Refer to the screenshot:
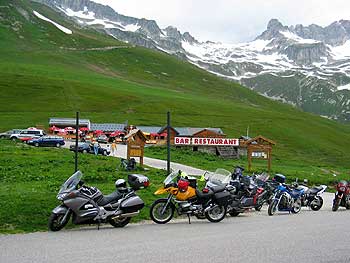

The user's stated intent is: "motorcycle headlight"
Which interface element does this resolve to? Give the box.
[57,193,68,201]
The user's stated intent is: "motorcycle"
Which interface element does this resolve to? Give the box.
[295,179,327,211]
[268,174,304,216]
[332,180,350,211]
[150,170,231,224]
[227,172,270,216]
[48,171,149,231]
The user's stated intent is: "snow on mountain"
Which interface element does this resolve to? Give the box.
[33,11,72,34]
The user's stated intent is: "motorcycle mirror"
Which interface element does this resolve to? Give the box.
[303,179,308,184]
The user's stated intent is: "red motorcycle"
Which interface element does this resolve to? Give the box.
[332,180,350,211]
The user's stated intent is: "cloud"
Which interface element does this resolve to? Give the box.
[91,0,350,43]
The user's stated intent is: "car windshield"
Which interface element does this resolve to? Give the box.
[58,171,83,194]
[163,171,180,185]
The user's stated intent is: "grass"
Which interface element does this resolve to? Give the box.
[0,139,167,234]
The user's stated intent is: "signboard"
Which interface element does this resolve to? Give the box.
[251,151,268,159]
[174,137,239,146]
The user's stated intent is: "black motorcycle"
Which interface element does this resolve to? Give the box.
[48,171,149,231]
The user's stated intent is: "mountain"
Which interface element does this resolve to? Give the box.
[33,0,350,122]
[2,0,350,171]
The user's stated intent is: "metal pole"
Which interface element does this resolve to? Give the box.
[167,111,171,174]
[75,111,79,172]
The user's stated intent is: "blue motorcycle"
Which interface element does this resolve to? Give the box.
[268,174,304,216]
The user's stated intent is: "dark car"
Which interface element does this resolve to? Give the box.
[0,129,23,139]
[28,136,65,147]
[69,143,110,156]
[96,135,108,144]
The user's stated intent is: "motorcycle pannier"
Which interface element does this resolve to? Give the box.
[214,191,231,206]
[274,174,286,184]
[128,174,150,190]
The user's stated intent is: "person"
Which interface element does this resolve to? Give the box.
[93,140,99,155]
[111,140,117,157]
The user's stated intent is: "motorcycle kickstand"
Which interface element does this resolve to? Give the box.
[97,220,101,230]
[187,214,191,224]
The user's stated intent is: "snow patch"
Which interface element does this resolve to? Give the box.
[33,11,72,34]
[280,31,320,44]
[331,41,350,60]
[337,83,350,91]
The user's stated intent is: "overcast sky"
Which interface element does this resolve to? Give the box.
[92,0,350,43]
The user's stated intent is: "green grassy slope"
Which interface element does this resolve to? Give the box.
[1,0,350,170]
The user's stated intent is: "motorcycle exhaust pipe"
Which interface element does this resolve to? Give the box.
[204,204,217,212]
[112,211,139,220]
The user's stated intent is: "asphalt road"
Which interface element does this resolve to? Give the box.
[1,193,350,263]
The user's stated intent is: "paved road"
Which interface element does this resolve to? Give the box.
[1,193,350,263]
[64,141,206,175]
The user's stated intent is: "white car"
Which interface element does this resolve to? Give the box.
[10,129,45,141]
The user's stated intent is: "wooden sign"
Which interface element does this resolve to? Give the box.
[125,129,147,166]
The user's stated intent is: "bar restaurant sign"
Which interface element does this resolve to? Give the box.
[175,137,239,146]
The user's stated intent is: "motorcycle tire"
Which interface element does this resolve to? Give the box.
[332,199,340,212]
[205,205,227,223]
[48,213,69,232]
[268,200,278,216]
[346,203,350,210]
[109,217,131,228]
[150,199,175,224]
[310,196,323,211]
[291,198,302,214]
[229,210,240,217]
[255,204,263,211]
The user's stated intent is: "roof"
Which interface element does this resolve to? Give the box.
[175,127,224,137]
[90,123,126,132]
[136,126,163,134]
[245,135,276,145]
[125,129,147,141]
[49,118,90,126]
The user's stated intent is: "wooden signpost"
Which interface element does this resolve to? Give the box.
[244,135,276,173]
[125,129,147,166]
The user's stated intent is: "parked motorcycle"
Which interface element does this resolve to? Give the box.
[268,174,304,216]
[48,171,149,231]
[294,179,327,211]
[332,180,350,211]
[150,170,231,224]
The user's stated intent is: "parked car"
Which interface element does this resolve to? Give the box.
[27,136,65,147]
[96,135,108,144]
[69,143,110,156]
[0,129,23,139]
[10,129,45,141]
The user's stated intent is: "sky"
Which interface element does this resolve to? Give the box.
[91,0,350,43]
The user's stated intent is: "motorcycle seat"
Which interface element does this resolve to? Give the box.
[97,191,122,206]
[195,189,214,199]
[309,186,324,194]
[209,185,226,193]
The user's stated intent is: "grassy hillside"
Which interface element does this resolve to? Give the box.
[1,0,350,171]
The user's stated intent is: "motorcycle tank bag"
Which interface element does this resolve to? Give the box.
[214,191,231,206]
[128,174,150,190]
[178,179,190,192]
[121,196,145,213]
[274,174,286,184]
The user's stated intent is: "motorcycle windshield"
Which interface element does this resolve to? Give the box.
[207,168,231,185]
[163,171,179,185]
[58,171,83,194]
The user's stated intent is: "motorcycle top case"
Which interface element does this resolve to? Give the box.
[214,191,231,206]
[128,174,149,190]
[274,174,286,184]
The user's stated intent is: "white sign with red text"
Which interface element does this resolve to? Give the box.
[174,137,239,146]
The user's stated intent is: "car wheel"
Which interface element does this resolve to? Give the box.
[103,150,108,156]
[82,149,87,154]
[11,137,17,141]
[56,143,61,148]
[35,143,39,147]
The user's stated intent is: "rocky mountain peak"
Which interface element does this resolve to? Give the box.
[257,18,287,40]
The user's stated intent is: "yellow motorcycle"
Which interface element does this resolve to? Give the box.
[150,171,230,224]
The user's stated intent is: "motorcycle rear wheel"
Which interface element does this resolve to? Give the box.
[109,217,131,228]
[291,198,302,214]
[48,213,69,232]
[150,199,174,224]
[268,200,278,216]
[205,205,227,223]
[332,199,340,212]
[310,196,323,211]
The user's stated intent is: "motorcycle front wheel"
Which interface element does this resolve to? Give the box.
[48,213,69,232]
[332,198,340,211]
[268,200,278,216]
[109,217,131,228]
[310,196,323,211]
[205,205,227,223]
[150,199,175,224]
